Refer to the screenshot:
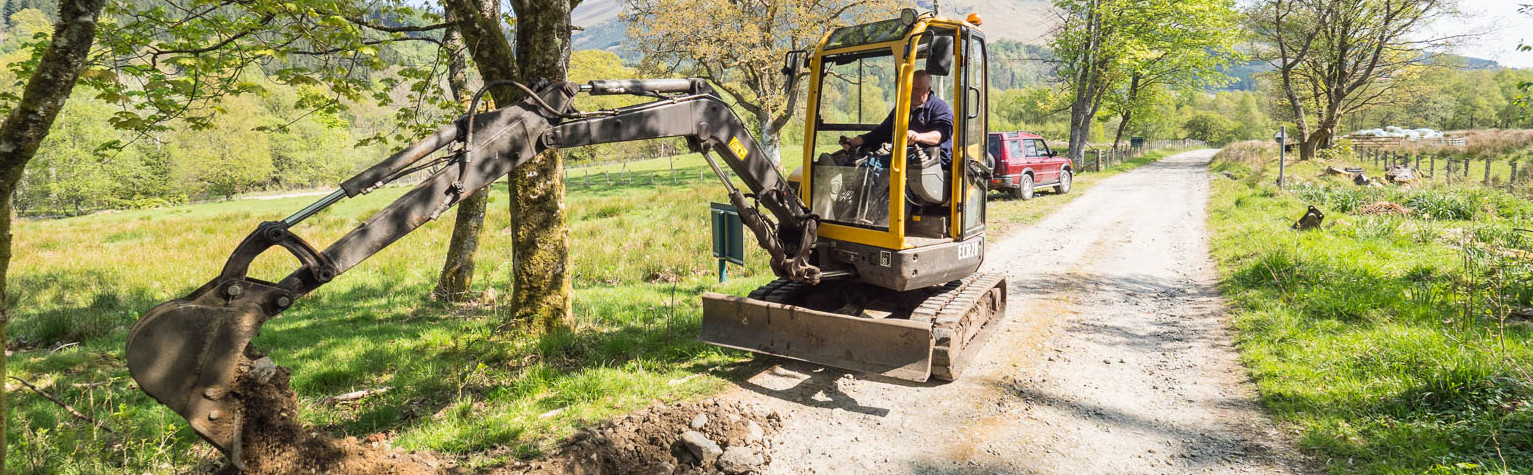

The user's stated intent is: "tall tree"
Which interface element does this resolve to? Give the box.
[1055,0,1239,159]
[624,0,897,164]
[442,0,575,333]
[0,0,108,467]
[433,10,492,303]
[1250,0,1459,160]
[507,0,575,333]
[1100,0,1241,148]
[1054,0,1115,163]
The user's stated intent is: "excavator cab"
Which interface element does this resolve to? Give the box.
[700,10,1005,382]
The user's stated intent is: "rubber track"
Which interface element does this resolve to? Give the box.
[924,272,1007,381]
[746,278,807,303]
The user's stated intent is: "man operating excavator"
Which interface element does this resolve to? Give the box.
[826,69,953,225]
[840,70,954,168]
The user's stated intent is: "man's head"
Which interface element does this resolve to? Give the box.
[911,70,933,109]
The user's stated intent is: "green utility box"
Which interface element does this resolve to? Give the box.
[711,203,744,281]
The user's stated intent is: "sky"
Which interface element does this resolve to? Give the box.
[1440,0,1533,68]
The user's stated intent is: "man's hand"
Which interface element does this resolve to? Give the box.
[840,135,864,150]
[907,130,940,146]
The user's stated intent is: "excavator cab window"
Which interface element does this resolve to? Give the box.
[810,48,899,230]
[959,30,988,238]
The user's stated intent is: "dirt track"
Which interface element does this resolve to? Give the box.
[728,150,1313,474]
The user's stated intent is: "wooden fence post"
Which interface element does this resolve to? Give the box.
[1415,154,1421,171]
[1095,150,1102,172]
[1510,160,1519,190]
[1464,158,1471,178]
[1429,155,1435,177]
[1484,158,1492,185]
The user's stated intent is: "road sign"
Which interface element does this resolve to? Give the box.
[711,203,744,282]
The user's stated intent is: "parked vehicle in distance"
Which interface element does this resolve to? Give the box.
[986,131,1073,200]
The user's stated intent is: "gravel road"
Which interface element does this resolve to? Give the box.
[727,149,1312,474]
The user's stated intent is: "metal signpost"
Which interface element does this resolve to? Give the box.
[710,202,744,282]
[1274,126,1287,189]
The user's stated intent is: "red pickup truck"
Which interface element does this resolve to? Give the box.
[986,132,1073,200]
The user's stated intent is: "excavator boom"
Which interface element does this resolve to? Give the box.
[125,79,822,464]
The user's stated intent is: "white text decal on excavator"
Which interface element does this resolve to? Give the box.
[957,239,981,260]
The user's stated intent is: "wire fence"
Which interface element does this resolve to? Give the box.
[1075,139,1208,172]
[1357,147,1529,190]
[564,164,726,188]
[564,138,1210,188]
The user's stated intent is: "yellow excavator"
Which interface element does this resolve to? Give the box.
[126,8,1005,465]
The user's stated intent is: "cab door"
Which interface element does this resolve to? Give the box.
[957,30,987,239]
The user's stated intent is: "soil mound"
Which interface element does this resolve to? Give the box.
[502,399,782,475]
[1356,201,1412,216]
[216,357,444,474]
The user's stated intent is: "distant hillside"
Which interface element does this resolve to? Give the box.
[571,0,1058,56]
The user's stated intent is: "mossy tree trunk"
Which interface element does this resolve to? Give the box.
[505,0,574,333]
[0,0,107,468]
[433,12,492,303]
[442,0,574,333]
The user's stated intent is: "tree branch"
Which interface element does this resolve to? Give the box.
[11,377,114,433]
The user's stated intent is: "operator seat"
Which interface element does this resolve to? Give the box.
[906,144,949,205]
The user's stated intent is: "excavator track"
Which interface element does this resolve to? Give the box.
[912,272,1007,381]
[747,278,807,302]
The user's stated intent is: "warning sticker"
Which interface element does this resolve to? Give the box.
[727,137,749,159]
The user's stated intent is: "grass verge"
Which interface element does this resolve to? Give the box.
[1209,143,1533,473]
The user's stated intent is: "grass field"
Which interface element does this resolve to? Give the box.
[5,147,1179,473]
[1209,143,1533,473]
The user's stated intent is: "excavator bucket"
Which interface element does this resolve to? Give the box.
[125,278,289,466]
[700,293,935,381]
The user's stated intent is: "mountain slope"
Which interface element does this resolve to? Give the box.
[571,0,1058,53]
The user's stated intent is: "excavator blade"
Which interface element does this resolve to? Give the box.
[125,279,286,467]
[700,293,934,381]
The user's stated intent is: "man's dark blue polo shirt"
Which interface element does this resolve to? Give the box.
[861,93,954,167]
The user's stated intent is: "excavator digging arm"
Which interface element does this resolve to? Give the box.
[125,78,819,466]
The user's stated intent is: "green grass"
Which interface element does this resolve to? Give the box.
[7,176,777,473]
[5,146,1182,473]
[1209,152,1533,473]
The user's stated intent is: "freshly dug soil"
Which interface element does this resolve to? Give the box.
[499,399,782,475]
[1356,200,1412,216]
[216,357,444,475]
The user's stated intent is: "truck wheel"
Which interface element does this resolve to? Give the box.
[1011,174,1034,200]
[1056,170,1073,194]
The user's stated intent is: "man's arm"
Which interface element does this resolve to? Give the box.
[852,108,897,148]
